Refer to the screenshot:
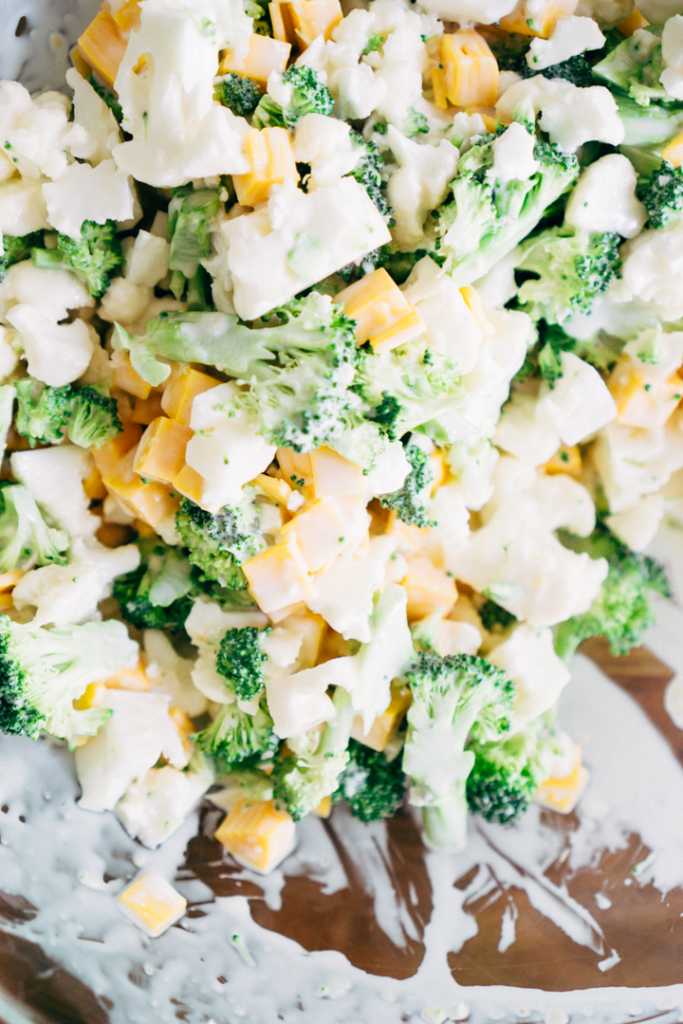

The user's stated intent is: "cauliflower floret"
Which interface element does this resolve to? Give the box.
[266,657,347,738]
[488,625,572,731]
[402,256,482,374]
[592,414,683,513]
[11,444,99,538]
[6,304,95,386]
[616,218,683,321]
[386,128,458,246]
[0,260,93,321]
[0,179,49,236]
[143,630,207,718]
[0,325,18,381]
[98,229,170,324]
[460,309,531,440]
[660,13,683,100]
[293,114,361,189]
[526,16,605,72]
[116,757,215,849]
[496,77,624,152]
[565,154,647,239]
[537,352,618,446]
[43,159,135,238]
[487,122,540,184]
[415,0,517,26]
[605,493,666,552]
[0,81,82,181]
[65,68,120,166]
[575,0,634,29]
[445,439,500,511]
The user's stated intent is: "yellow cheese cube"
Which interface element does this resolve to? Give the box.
[431,67,449,110]
[172,463,207,505]
[102,449,181,528]
[133,417,193,487]
[661,132,683,168]
[500,0,578,38]
[160,364,220,426]
[112,350,153,400]
[312,796,332,818]
[401,556,457,621]
[129,392,166,426]
[542,444,582,479]
[219,34,291,86]
[242,535,311,613]
[281,608,326,667]
[111,0,142,32]
[233,127,299,208]
[609,359,683,429]
[280,497,348,572]
[336,268,423,348]
[276,447,314,490]
[101,658,151,692]
[78,8,128,88]
[370,308,426,355]
[535,745,589,814]
[254,472,292,505]
[91,420,143,478]
[270,0,343,50]
[83,465,107,501]
[351,683,412,752]
[0,570,23,592]
[215,799,296,874]
[118,872,187,937]
[617,8,649,35]
[440,30,499,109]
[169,705,195,760]
[607,360,645,415]
[310,446,365,498]
[73,683,108,710]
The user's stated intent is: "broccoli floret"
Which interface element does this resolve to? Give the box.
[0,483,69,573]
[593,28,669,107]
[349,133,393,221]
[252,65,334,128]
[637,159,683,229]
[175,495,264,587]
[215,73,262,117]
[273,686,354,821]
[466,719,558,826]
[88,75,123,122]
[403,651,515,849]
[14,382,121,450]
[117,292,359,451]
[436,121,579,286]
[555,522,672,659]
[515,228,622,326]
[34,221,123,298]
[0,615,137,744]
[404,107,429,138]
[69,386,122,449]
[379,443,435,527]
[193,702,277,771]
[0,231,42,280]
[216,626,269,701]
[613,94,683,147]
[168,184,221,283]
[479,598,517,633]
[112,541,197,631]
[332,738,407,822]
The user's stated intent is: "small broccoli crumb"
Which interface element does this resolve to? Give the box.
[175,496,264,586]
[252,65,334,129]
[215,73,262,117]
[379,443,435,528]
[333,739,406,822]
[216,626,269,701]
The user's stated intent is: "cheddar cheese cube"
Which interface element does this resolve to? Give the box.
[440,30,499,109]
[100,658,151,692]
[280,497,348,572]
[219,33,291,86]
[312,795,332,818]
[118,872,187,937]
[111,0,142,32]
[351,683,412,752]
[662,132,683,168]
[534,745,589,814]
[310,446,365,498]
[129,392,165,426]
[542,444,582,479]
[170,705,195,760]
[112,350,153,400]
[172,463,207,506]
[233,127,299,208]
[91,420,143,478]
[276,447,314,492]
[77,8,128,88]
[83,465,107,500]
[336,268,424,351]
[608,359,683,430]
[215,798,296,874]
[401,556,457,621]
[102,449,181,528]
[270,0,343,50]
[617,8,649,35]
[500,0,579,38]
[160,364,220,426]
[431,67,448,111]
[242,535,311,613]
[254,472,292,505]
[133,417,193,486]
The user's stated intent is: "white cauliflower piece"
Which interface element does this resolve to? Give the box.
[43,159,135,238]
[185,599,268,703]
[0,179,49,236]
[564,154,647,238]
[65,68,120,165]
[617,217,683,321]
[328,63,387,121]
[0,325,18,381]
[0,260,93,321]
[98,230,170,324]
[605,493,666,552]
[536,352,617,446]
[487,122,540,184]
[144,630,208,717]
[293,113,361,189]
[496,76,624,151]
[445,439,500,511]
[488,625,572,731]
[6,304,94,386]
[638,0,683,22]
[402,257,482,375]
[660,14,683,100]
[386,128,458,246]
[11,444,99,538]
[526,16,605,72]
[415,0,517,25]
[460,309,532,440]
[266,657,349,738]
[0,81,79,180]
[575,0,634,29]
[116,757,215,849]
[495,390,561,467]
[592,415,683,512]
[11,565,107,627]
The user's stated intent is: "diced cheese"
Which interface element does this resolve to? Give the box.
[311,796,332,818]
[83,465,107,501]
[280,497,350,572]
[133,417,192,487]
[310,446,365,498]
[220,33,291,85]
[101,449,181,528]
[401,556,457,621]
[534,744,589,814]
[276,447,313,484]
[336,267,425,352]
[111,0,142,32]
[233,128,299,208]
[350,682,411,752]
[440,30,499,109]
[117,871,187,937]
[542,444,582,478]
[112,350,154,400]
[270,0,343,50]
[215,798,296,873]
[500,0,579,38]
[608,358,683,430]
[661,131,683,167]
[100,658,151,692]
[254,472,292,506]
[243,534,311,613]
[128,392,165,426]
[172,464,209,506]
[78,8,129,88]
[91,420,143,478]
[617,8,649,35]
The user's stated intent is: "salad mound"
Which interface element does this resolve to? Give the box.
[0,0,681,881]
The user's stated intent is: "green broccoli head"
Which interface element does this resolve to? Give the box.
[515,228,622,326]
[466,720,558,826]
[0,231,43,280]
[0,615,137,744]
[193,701,277,772]
[68,386,122,449]
[333,738,406,822]
[403,651,515,848]
[14,382,121,450]
[593,28,668,108]
[0,483,69,574]
[215,72,262,117]
[379,442,435,528]
[216,626,269,701]
[555,522,672,659]
[57,220,123,298]
[168,184,221,280]
[637,160,683,229]
[175,495,264,587]
[478,598,517,633]
[348,132,393,222]
[252,65,334,128]
[112,541,196,631]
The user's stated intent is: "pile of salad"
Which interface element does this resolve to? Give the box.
[0,0,681,878]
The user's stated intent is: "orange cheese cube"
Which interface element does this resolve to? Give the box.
[102,449,181,528]
[336,268,424,350]
[215,799,296,873]
[310,446,365,498]
[112,350,153,400]
[662,132,683,168]
[535,746,589,814]
[499,0,578,38]
[542,444,582,478]
[270,0,342,50]
[219,34,291,86]
[233,127,299,208]
[242,535,311,613]
[78,8,128,88]
[401,556,457,621]
[118,872,187,937]
[160,364,220,426]
[172,463,207,505]
[133,417,192,486]
[607,360,644,415]
[312,796,332,818]
[83,465,107,500]
[617,8,648,35]
[111,0,142,32]
[351,683,412,752]
[440,30,499,109]
[276,447,314,490]
[280,497,348,572]
[254,472,292,505]
[91,420,143,477]
[129,392,165,426]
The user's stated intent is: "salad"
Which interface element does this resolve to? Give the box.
[0,0,681,915]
